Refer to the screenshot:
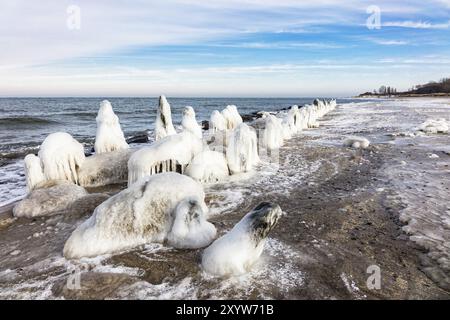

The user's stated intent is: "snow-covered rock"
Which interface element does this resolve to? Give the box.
[13,180,87,218]
[63,173,216,259]
[78,149,135,188]
[344,136,371,149]
[418,119,449,134]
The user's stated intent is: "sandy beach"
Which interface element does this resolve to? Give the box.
[0,98,449,299]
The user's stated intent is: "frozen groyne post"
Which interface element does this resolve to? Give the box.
[38,132,85,184]
[155,95,176,140]
[94,100,129,154]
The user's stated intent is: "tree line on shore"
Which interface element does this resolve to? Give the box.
[358,77,450,97]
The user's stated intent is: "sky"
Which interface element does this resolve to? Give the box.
[0,0,449,97]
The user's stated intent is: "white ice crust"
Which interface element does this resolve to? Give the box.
[94,100,129,154]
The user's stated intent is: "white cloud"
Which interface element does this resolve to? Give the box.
[368,39,409,45]
[383,20,450,29]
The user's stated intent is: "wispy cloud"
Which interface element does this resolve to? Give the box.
[366,39,409,45]
[383,20,450,29]
[211,42,344,49]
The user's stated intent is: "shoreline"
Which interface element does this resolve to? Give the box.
[356,93,450,99]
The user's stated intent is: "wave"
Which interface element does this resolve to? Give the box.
[0,116,59,127]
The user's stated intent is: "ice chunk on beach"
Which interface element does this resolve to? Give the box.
[63,173,216,259]
[185,150,229,183]
[343,136,370,149]
[418,118,449,134]
[226,123,259,174]
[38,132,85,184]
[155,95,177,140]
[128,132,203,185]
[94,100,129,154]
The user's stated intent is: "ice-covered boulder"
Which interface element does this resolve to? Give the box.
[94,100,128,154]
[13,180,88,218]
[182,106,202,139]
[128,132,203,185]
[38,132,85,184]
[221,105,243,130]
[344,136,370,149]
[418,119,449,134]
[202,202,282,276]
[155,95,176,140]
[226,123,259,174]
[78,149,135,188]
[185,150,229,183]
[23,154,45,191]
[209,110,227,133]
[63,173,216,259]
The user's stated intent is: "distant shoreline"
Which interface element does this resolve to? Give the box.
[356,93,450,98]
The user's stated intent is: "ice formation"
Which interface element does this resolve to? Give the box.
[78,149,135,188]
[181,106,202,139]
[418,119,449,134]
[344,137,371,149]
[209,110,227,133]
[166,197,217,249]
[260,114,284,150]
[94,100,129,154]
[63,173,216,259]
[221,105,243,130]
[282,106,299,139]
[23,154,45,191]
[38,132,85,184]
[185,150,230,183]
[128,132,203,185]
[13,180,87,218]
[155,95,176,140]
[226,123,259,174]
[202,202,283,276]
[292,99,336,130]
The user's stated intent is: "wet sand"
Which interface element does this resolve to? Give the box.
[1,102,449,299]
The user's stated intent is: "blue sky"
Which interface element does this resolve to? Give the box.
[0,0,449,97]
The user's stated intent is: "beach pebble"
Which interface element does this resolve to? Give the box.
[10,250,21,256]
